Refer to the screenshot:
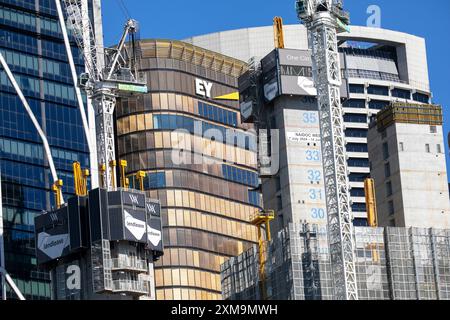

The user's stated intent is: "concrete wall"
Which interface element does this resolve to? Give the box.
[368,122,450,229]
[261,96,327,234]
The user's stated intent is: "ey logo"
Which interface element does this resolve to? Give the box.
[195,78,213,98]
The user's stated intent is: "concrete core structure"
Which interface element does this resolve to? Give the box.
[368,103,450,229]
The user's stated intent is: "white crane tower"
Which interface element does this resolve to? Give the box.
[295,0,358,300]
[56,0,147,191]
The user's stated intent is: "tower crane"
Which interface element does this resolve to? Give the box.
[295,0,358,300]
[56,0,147,192]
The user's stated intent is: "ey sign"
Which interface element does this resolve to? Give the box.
[195,78,213,98]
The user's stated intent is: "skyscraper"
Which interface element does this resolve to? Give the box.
[115,39,260,300]
[0,0,102,299]
[185,25,432,226]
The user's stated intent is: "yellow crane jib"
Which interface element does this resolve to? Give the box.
[273,16,285,49]
[52,179,64,209]
[119,160,129,189]
[73,162,90,196]
[136,171,147,192]
[82,168,90,193]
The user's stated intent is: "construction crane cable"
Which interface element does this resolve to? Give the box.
[116,0,130,19]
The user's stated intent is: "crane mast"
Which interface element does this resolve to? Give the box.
[59,0,147,191]
[295,0,358,300]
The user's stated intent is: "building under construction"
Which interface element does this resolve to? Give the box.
[368,103,450,229]
[221,223,450,300]
[34,188,163,300]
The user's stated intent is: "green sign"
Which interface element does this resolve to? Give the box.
[336,18,350,33]
[118,84,148,93]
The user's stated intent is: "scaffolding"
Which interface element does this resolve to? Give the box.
[376,103,443,132]
[354,227,390,300]
[432,229,450,299]
[221,245,260,301]
[221,223,450,300]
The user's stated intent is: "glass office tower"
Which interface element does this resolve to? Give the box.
[0,0,101,299]
[116,39,260,300]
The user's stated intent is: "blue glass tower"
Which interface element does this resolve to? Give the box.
[0,0,101,299]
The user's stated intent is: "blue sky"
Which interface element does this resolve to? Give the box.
[103,0,450,176]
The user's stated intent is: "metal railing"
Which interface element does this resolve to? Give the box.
[113,280,149,295]
[111,257,147,272]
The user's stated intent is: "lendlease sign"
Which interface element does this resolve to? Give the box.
[147,226,162,248]
[124,210,147,241]
[146,200,163,253]
[35,206,72,264]
[37,232,70,262]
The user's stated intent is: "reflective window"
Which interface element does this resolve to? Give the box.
[369,100,389,110]
[152,114,257,151]
[349,84,365,94]
[353,217,369,225]
[343,99,366,108]
[222,164,258,187]
[349,173,369,182]
[345,128,368,138]
[344,114,367,123]
[413,92,429,103]
[248,190,261,207]
[198,102,238,127]
[391,88,410,99]
[351,188,366,197]
[346,143,368,153]
[348,158,370,168]
[368,85,389,96]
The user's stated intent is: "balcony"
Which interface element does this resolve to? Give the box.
[111,257,148,272]
[113,280,149,296]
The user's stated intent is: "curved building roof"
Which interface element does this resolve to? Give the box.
[183,25,430,92]
[138,39,247,78]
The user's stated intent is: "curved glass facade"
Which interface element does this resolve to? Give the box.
[116,40,260,300]
[0,0,100,299]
